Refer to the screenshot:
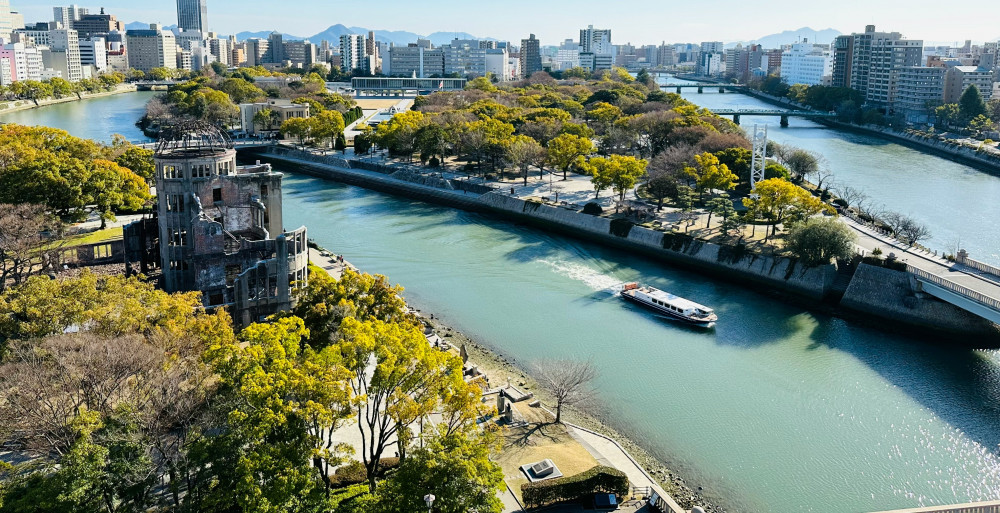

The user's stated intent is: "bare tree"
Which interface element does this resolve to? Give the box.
[898,217,932,246]
[835,185,867,209]
[0,203,62,291]
[533,359,598,424]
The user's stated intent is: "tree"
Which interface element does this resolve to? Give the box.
[0,203,61,291]
[547,133,594,180]
[218,77,264,104]
[684,152,737,202]
[782,148,821,181]
[253,108,278,132]
[375,110,425,160]
[337,317,466,491]
[959,85,988,125]
[195,316,353,511]
[589,155,647,207]
[310,110,346,152]
[280,117,313,148]
[969,114,997,136]
[415,122,448,164]
[935,103,960,128]
[86,159,150,228]
[113,145,155,182]
[376,428,504,513]
[507,135,546,185]
[335,132,348,154]
[533,359,598,424]
[742,178,833,239]
[283,267,416,347]
[897,216,932,246]
[705,194,735,230]
[784,217,856,266]
[148,67,171,81]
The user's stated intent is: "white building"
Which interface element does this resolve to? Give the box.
[0,0,16,41]
[485,48,511,81]
[780,42,833,86]
[46,28,82,81]
[239,98,309,134]
[340,34,368,73]
[580,25,611,56]
[52,4,87,29]
[126,24,176,72]
[555,48,580,70]
[78,36,107,73]
[700,41,724,54]
[699,52,723,76]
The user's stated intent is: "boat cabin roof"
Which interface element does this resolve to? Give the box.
[640,287,713,313]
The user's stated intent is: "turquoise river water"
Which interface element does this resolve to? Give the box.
[5,90,1000,513]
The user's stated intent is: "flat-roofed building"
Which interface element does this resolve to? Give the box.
[126,24,176,72]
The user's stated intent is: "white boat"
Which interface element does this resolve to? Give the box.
[620,282,718,328]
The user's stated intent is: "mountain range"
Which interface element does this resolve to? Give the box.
[125,21,177,31]
[232,24,488,46]
[727,27,843,48]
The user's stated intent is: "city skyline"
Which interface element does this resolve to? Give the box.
[10,0,1000,46]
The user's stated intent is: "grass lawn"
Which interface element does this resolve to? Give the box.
[494,403,600,504]
[52,227,123,249]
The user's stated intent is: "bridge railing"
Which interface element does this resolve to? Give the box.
[956,254,1000,280]
[907,265,1000,311]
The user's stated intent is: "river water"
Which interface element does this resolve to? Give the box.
[8,91,1000,513]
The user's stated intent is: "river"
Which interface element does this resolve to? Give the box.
[668,77,1000,264]
[8,90,1000,513]
[0,90,157,143]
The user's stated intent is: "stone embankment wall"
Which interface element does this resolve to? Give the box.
[840,263,1000,342]
[0,84,137,114]
[480,193,836,299]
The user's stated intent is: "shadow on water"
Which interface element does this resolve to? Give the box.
[807,319,1000,452]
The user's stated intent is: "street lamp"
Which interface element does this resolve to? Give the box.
[423,493,435,513]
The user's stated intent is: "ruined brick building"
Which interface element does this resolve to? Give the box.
[125,123,308,327]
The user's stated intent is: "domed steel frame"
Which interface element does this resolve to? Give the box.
[155,120,233,157]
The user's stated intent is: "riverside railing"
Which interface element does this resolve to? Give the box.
[956,253,1000,281]
[907,265,1000,312]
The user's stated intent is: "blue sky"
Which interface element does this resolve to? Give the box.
[12,0,1000,45]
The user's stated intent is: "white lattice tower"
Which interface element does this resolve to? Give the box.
[749,124,768,195]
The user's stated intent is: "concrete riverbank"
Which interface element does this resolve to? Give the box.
[0,84,138,114]
[243,146,1000,344]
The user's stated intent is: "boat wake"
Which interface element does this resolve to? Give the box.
[535,258,622,294]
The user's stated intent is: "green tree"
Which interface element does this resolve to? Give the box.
[280,117,313,147]
[219,77,264,104]
[337,316,467,491]
[335,132,348,153]
[959,85,988,124]
[112,145,155,183]
[684,152,737,202]
[507,134,546,185]
[148,67,171,81]
[253,108,279,132]
[784,217,856,266]
[547,133,594,180]
[86,159,150,228]
[376,428,504,513]
[742,178,833,239]
[375,110,425,160]
[310,110,346,152]
[935,103,960,128]
[47,77,73,99]
[705,194,735,230]
[781,148,820,181]
[587,155,648,206]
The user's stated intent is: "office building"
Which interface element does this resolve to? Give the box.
[579,25,611,55]
[78,36,106,73]
[895,66,945,123]
[0,0,17,41]
[519,33,541,78]
[105,29,127,71]
[46,28,82,81]
[443,39,486,77]
[176,0,207,33]
[386,45,443,77]
[780,41,832,86]
[52,4,87,29]
[944,66,994,103]
[244,37,267,67]
[72,9,124,39]
[126,24,176,72]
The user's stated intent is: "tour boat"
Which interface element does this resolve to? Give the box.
[620,282,718,328]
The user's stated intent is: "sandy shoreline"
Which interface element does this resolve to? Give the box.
[415,310,729,513]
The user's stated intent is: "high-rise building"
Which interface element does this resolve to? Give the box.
[340,34,367,73]
[73,9,124,40]
[443,39,486,77]
[579,25,611,55]
[780,41,833,86]
[78,36,107,73]
[0,0,16,41]
[46,28,82,81]
[895,66,945,123]
[386,45,444,77]
[126,24,177,72]
[244,38,267,67]
[700,41,724,54]
[831,35,854,88]
[265,31,283,63]
[657,43,675,67]
[52,4,88,29]
[846,25,922,108]
[176,0,207,33]
[519,33,541,78]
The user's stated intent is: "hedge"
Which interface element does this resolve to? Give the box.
[329,457,402,488]
[521,465,629,509]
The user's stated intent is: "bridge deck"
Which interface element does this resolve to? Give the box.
[709,109,837,117]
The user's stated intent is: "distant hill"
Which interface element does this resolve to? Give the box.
[728,27,843,49]
[125,21,177,31]
[235,30,305,41]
